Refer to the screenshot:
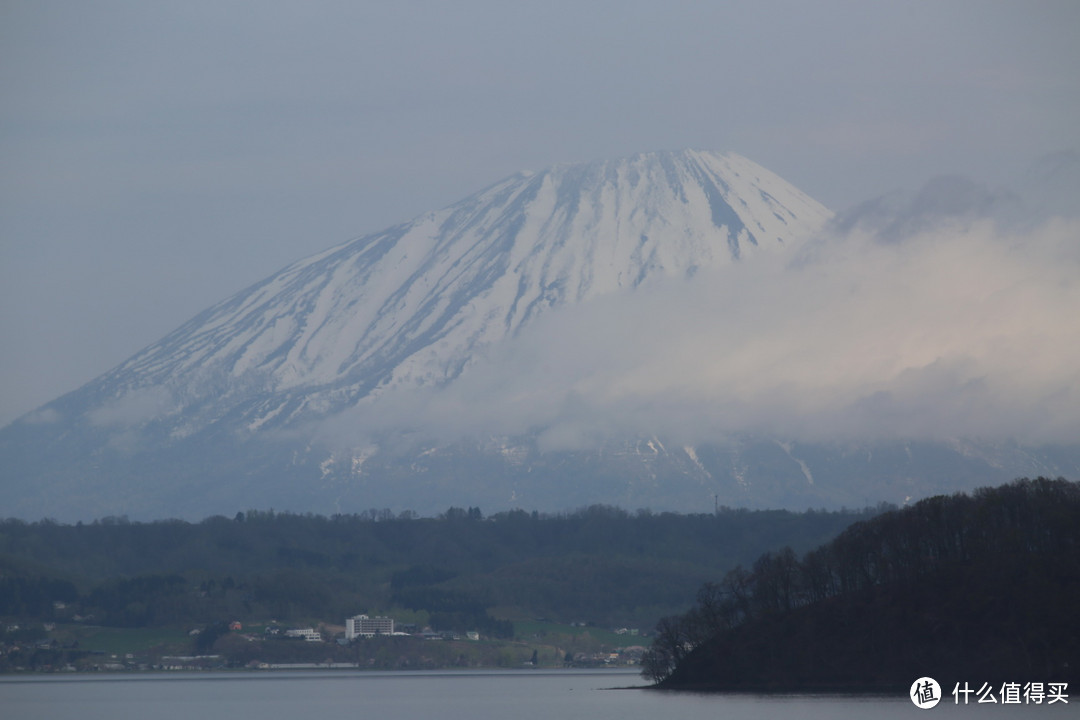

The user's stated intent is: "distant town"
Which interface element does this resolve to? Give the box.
[3,612,647,673]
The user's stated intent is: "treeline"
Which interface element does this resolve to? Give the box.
[644,477,1080,690]
[0,504,877,634]
[0,576,78,617]
[392,586,514,638]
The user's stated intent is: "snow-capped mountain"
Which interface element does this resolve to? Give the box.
[91,150,829,435]
[2,150,1075,521]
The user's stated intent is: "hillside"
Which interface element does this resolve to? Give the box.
[646,477,1080,692]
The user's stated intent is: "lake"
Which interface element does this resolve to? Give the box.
[0,669,1070,718]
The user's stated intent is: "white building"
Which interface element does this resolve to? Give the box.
[284,628,322,642]
[345,614,394,640]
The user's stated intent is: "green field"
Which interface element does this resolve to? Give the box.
[514,620,644,649]
[60,625,191,654]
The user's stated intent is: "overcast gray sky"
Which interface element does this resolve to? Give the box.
[2,0,1079,427]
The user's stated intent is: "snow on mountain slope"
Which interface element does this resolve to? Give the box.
[6,149,1079,523]
[89,150,832,433]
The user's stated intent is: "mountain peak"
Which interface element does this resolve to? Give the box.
[89,150,831,428]
[1,150,841,521]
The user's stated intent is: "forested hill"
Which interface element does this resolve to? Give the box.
[0,505,876,634]
[645,477,1080,692]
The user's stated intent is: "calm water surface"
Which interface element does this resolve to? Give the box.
[0,669,1069,719]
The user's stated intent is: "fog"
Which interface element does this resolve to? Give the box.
[326,194,1080,450]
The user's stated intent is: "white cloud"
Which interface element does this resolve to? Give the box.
[22,407,60,424]
[89,387,175,428]
[326,214,1080,449]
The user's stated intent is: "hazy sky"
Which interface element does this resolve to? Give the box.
[2,0,1079,427]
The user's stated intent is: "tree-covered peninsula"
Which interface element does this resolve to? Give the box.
[644,477,1080,692]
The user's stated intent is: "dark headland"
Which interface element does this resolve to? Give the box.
[646,477,1079,694]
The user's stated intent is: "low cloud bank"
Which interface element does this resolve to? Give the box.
[89,386,175,427]
[325,190,1080,451]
